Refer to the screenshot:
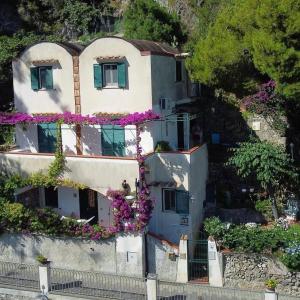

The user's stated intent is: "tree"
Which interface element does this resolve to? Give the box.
[227,140,299,219]
[123,0,187,46]
[187,0,300,99]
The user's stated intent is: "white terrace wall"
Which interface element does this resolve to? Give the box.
[0,233,145,277]
[0,153,139,193]
[13,42,75,114]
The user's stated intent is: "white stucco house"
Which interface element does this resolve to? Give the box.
[0,37,208,243]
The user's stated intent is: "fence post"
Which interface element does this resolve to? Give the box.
[265,291,278,300]
[147,273,157,300]
[38,263,51,295]
[208,238,223,287]
[176,235,189,283]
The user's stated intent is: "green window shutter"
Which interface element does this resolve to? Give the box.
[113,125,125,157]
[30,67,39,90]
[176,190,189,214]
[38,123,58,153]
[117,62,126,88]
[101,125,114,156]
[94,64,103,88]
[45,67,53,89]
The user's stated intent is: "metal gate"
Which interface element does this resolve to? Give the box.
[188,238,209,283]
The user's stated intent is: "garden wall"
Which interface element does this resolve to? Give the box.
[146,233,179,281]
[223,253,300,296]
[0,233,145,277]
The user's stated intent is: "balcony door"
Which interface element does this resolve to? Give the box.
[101,125,125,157]
[37,123,58,153]
[79,189,98,224]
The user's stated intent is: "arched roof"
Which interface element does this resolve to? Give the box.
[18,41,84,58]
[18,37,180,59]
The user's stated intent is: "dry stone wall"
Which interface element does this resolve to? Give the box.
[223,253,300,296]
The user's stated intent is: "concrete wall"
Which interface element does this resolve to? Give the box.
[13,42,75,114]
[0,233,145,277]
[146,234,178,282]
[79,37,152,114]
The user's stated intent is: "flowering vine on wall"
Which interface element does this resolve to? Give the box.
[0,109,160,239]
[0,110,160,126]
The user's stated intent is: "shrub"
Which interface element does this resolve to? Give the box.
[255,199,273,221]
[36,254,48,265]
[154,141,172,152]
[0,202,32,231]
[280,244,300,272]
[265,279,277,289]
[204,217,226,242]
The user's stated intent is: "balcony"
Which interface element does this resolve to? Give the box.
[0,151,139,193]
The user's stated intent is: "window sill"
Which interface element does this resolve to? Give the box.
[102,86,120,89]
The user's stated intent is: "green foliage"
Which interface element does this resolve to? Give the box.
[280,252,300,272]
[223,225,284,253]
[48,121,65,178]
[154,141,172,152]
[204,218,300,270]
[187,0,300,99]
[227,140,298,191]
[265,279,277,289]
[203,216,225,242]
[123,0,187,46]
[255,199,273,222]
[60,0,99,37]
[0,202,31,231]
[36,254,48,265]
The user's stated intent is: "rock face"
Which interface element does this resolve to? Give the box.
[224,253,300,296]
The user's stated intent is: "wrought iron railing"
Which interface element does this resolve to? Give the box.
[0,260,39,290]
[50,267,147,299]
[157,281,266,300]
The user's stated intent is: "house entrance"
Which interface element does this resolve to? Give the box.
[188,235,209,283]
[79,189,99,224]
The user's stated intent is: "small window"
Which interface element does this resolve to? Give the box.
[164,189,176,211]
[103,64,118,87]
[163,189,189,214]
[30,66,53,90]
[44,186,58,208]
[176,61,182,82]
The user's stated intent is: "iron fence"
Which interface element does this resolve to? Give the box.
[0,260,39,290]
[158,281,266,300]
[50,267,147,299]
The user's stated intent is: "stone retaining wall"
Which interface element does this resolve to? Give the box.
[223,253,300,296]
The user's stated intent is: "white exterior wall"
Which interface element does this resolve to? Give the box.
[15,124,38,152]
[61,124,77,155]
[151,55,187,110]
[190,145,208,240]
[147,152,191,243]
[147,146,208,243]
[79,37,153,114]
[13,42,75,114]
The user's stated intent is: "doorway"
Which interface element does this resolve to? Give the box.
[79,189,99,224]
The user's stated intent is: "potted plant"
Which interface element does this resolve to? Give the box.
[36,254,49,266]
[265,279,277,292]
